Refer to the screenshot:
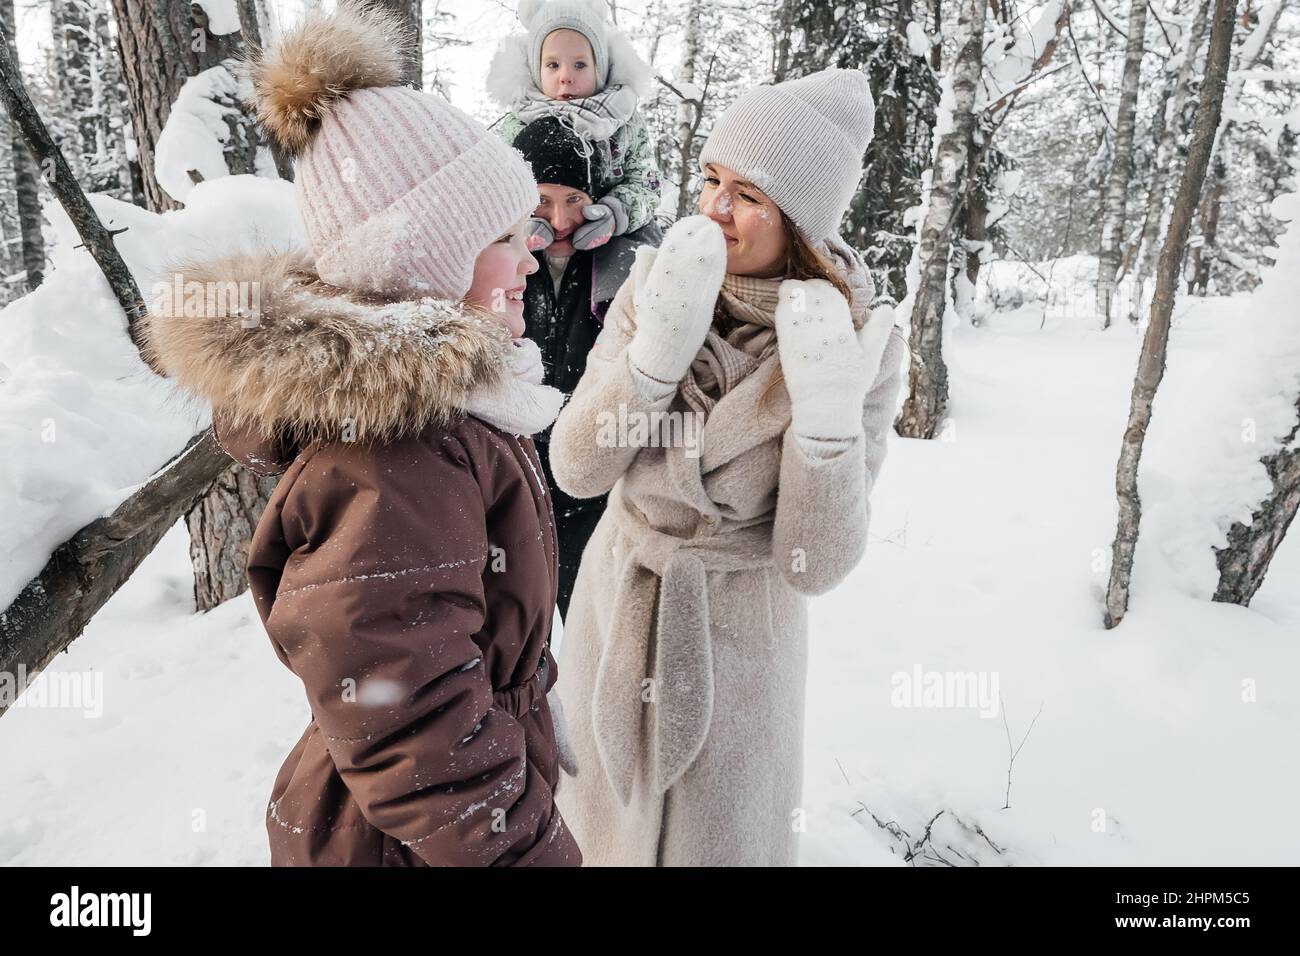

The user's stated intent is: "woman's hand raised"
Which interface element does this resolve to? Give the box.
[774,278,873,442]
[626,215,728,387]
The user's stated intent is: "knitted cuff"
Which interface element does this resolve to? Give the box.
[626,352,679,403]
[795,433,857,460]
[601,195,629,236]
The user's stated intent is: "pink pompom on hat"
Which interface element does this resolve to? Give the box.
[250,1,538,299]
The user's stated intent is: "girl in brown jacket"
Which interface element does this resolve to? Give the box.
[144,3,581,867]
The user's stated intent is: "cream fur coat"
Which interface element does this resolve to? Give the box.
[548,265,907,866]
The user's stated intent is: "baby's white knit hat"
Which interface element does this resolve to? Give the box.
[521,0,611,91]
[698,69,875,242]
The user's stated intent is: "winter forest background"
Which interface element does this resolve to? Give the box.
[1,0,1298,866]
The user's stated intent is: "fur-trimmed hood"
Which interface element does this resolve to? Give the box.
[142,248,521,455]
[486,22,654,110]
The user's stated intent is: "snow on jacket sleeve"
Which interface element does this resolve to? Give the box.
[605,116,660,234]
[771,327,907,596]
[266,430,578,867]
[549,274,675,499]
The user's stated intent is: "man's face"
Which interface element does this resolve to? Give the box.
[535,184,593,256]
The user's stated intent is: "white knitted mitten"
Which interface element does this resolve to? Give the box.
[626,215,727,387]
[774,278,873,442]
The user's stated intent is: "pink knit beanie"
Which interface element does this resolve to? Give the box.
[250,1,538,299]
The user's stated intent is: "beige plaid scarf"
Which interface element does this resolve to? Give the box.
[679,236,876,416]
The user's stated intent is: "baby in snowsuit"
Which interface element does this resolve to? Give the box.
[489,0,660,251]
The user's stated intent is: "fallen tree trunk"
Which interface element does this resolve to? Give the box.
[0,433,228,716]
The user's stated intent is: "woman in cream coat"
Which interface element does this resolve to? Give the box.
[548,68,908,866]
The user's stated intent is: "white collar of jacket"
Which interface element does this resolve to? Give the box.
[142,247,562,446]
[462,337,565,436]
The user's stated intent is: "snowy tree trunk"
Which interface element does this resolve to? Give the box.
[673,0,701,220]
[1187,1,1286,296]
[929,0,943,69]
[856,0,938,302]
[0,104,17,305]
[109,0,186,211]
[236,0,294,182]
[0,104,11,289]
[90,0,131,198]
[1130,0,1210,318]
[50,0,111,191]
[108,0,259,211]
[1103,0,1238,629]
[963,184,988,290]
[110,0,275,608]
[1188,169,1224,294]
[1213,397,1300,605]
[8,97,42,291]
[0,13,149,351]
[772,0,795,83]
[897,0,985,439]
[1094,0,1148,328]
[364,0,422,88]
[184,457,279,610]
[1,0,44,292]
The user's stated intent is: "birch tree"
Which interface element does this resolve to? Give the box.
[897,0,986,438]
[1188,0,1289,295]
[672,0,704,220]
[2,0,44,292]
[1103,0,1239,628]
[1094,0,1148,327]
[1126,0,1210,321]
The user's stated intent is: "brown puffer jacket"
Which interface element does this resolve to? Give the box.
[144,249,581,867]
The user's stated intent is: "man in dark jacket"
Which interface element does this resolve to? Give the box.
[512,117,663,620]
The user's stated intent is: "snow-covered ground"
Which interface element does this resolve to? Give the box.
[3,277,1296,866]
[0,521,302,866]
[803,296,1300,866]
